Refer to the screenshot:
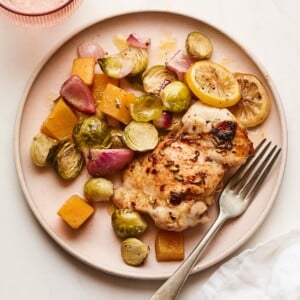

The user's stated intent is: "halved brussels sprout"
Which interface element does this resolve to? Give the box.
[121,47,148,76]
[98,47,148,79]
[110,129,126,149]
[185,31,213,60]
[111,208,148,238]
[30,133,58,167]
[124,74,143,89]
[73,116,111,151]
[124,121,158,152]
[130,94,163,122]
[161,81,191,112]
[142,65,177,94]
[47,141,83,180]
[98,54,134,79]
[84,177,114,203]
[121,238,150,266]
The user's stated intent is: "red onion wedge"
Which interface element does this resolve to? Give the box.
[60,75,96,114]
[166,50,195,81]
[126,33,151,49]
[85,148,134,177]
[153,111,173,129]
[77,41,106,59]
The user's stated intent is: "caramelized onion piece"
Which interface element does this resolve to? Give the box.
[60,75,96,114]
[77,41,105,59]
[85,148,134,177]
[153,111,173,129]
[166,50,195,81]
[126,33,151,49]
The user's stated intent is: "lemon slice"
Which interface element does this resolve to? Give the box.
[186,60,241,108]
[229,73,271,127]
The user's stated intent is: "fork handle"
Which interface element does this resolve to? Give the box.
[150,211,228,300]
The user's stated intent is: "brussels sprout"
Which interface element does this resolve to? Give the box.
[124,121,159,152]
[121,47,148,76]
[30,133,58,167]
[73,116,111,151]
[84,178,114,203]
[185,31,213,60]
[125,74,143,89]
[110,129,125,149]
[161,81,191,112]
[98,54,133,79]
[121,238,150,266]
[111,208,148,238]
[98,47,148,79]
[142,65,177,94]
[47,141,83,180]
[130,94,163,122]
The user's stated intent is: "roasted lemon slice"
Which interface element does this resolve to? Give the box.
[229,73,271,127]
[186,60,241,108]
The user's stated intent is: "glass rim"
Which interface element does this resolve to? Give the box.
[0,0,75,17]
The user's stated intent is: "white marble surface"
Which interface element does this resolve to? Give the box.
[0,0,299,299]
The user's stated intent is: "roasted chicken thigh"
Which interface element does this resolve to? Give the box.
[113,102,254,231]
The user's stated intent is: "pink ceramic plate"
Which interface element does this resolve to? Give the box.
[14,11,287,279]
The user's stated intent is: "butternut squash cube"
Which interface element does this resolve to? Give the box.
[92,73,119,103]
[57,195,94,229]
[40,98,78,141]
[155,230,185,261]
[99,83,135,124]
[71,57,96,85]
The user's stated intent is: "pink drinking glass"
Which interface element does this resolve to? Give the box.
[0,0,83,27]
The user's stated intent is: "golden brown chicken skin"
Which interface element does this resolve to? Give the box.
[113,102,254,231]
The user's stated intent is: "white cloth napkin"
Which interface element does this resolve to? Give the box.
[196,229,300,300]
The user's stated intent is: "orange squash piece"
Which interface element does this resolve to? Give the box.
[155,230,185,261]
[57,195,94,229]
[72,57,96,85]
[99,83,135,124]
[41,98,78,141]
[92,73,119,103]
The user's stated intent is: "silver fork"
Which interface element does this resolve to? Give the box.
[150,139,281,300]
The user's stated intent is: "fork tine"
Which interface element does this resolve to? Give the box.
[239,144,277,196]
[242,146,281,201]
[236,141,273,193]
[228,138,269,190]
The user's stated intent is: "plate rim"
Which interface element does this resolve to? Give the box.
[13,9,288,280]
